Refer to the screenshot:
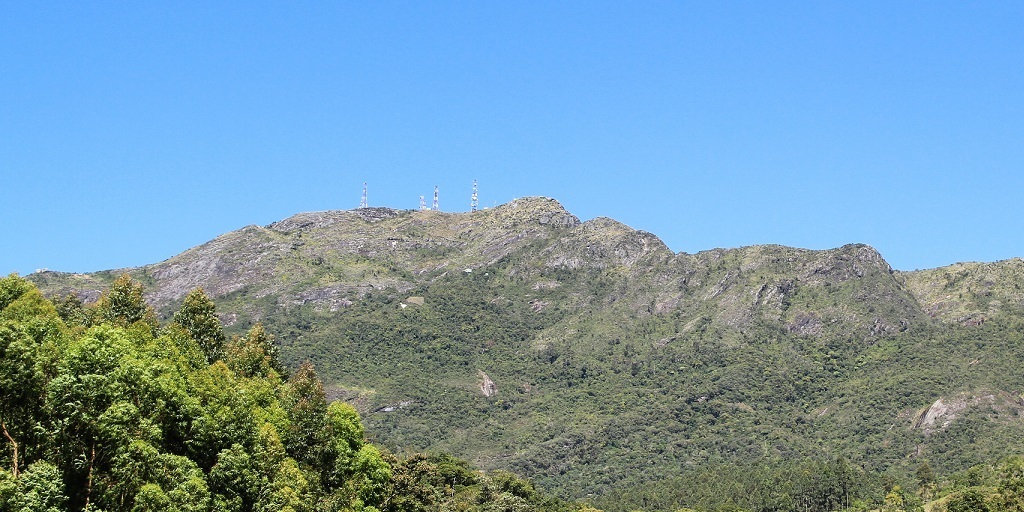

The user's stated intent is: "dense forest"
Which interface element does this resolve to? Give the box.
[0,273,587,512]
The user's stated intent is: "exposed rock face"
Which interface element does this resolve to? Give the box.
[543,217,671,270]
[146,225,287,305]
[787,311,823,336]
[478,370,497,397]
[635,243,923,336]
[914,392,1024,436]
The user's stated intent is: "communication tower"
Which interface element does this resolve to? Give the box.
[360,182,367,209]
[419,195,426,210]
[432,186,439,211]
[471,180,478,212]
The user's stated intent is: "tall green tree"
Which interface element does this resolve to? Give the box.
[0,274,34,312]
[208,443,262,512]
[0,276,63,479]
[187,362,258,471]
[44,326,151,510]
[225,323,284,379]
[105,440,210,512]
[173,288,226,364]
[0,461,67,512]
[95,274,158,330]
[281,362,329,470]
[52,293,89,329]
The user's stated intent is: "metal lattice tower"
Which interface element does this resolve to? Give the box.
[360,182,367,209]
[431,186,439,211]
[471,179,478,212]
[419,195,426,210]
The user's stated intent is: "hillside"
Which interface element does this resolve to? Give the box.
[28,197,1024,506]
[0,274,585,512]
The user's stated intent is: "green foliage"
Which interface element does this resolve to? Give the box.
[94,274,158,331]
[946,488,990,512]
[52,293,90,329]
[173,288,226,364]
[105,440,210,512]
[0,461,67,512]
[281,362,330,470]
[0,285,62,474]
[209,444,261,512]
[0,273,35,312]
[0,278,573,512]
[917,462,936,487]
[881,485,923,512]
[237,254,1024,504]
[353,444,392,506]
[225,323,284,379]
[594,458,875,512]
[995,456,1024,512]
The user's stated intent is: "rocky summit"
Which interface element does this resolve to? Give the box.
[29,197,1024,500]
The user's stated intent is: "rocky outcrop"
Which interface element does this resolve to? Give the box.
[914,392,1024,436]
[542,217,671,270]
[478,370,497,397]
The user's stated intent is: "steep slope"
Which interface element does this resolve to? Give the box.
[900,258,1024,325]
[33,198,582,312]
[654,243,923,337]
[28,197,1024,502]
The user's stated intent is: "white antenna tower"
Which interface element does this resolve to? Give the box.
[359,182,367,209]
[471,179,478,212]
[432,186,439,211]
[419,195,426,210]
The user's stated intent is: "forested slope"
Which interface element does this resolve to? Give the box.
[27,198,1024,509]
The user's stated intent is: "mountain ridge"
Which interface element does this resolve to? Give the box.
[29,196,1022,327]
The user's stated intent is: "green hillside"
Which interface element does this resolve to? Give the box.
[28,198,1024,510]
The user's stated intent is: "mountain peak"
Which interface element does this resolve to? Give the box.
[486,196,580,228]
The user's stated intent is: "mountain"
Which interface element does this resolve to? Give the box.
[28,197,1024,503]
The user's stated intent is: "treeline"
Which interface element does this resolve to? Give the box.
[0,274,587,512]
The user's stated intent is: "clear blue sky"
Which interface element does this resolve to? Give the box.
[3,2,1022,275]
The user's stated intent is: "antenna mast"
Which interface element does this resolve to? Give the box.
[359,182,367,209]
[432,186,439,211]
[419,195,426,210]
[471,179,478,212]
